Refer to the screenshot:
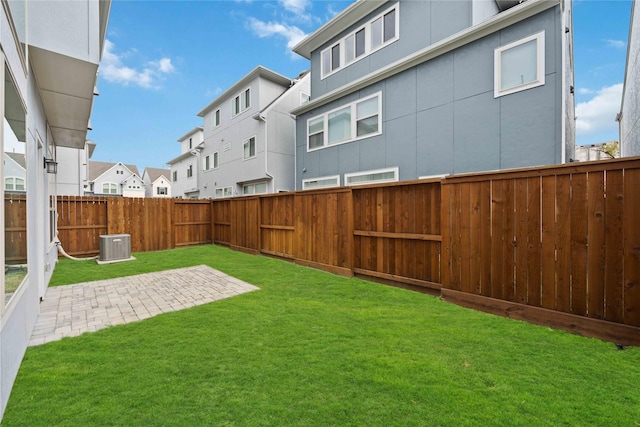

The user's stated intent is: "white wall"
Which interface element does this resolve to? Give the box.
[621,0,640,157]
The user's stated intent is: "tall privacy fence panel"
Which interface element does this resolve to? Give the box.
[440,157,640,344]
[4,157,639,344]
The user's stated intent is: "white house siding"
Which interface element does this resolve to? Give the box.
[151,177,171,198]
[169,155,199,198]
[1,1,108,418]
[56,145,93,195]
[621,0,640,157]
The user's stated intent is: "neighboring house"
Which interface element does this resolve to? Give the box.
[618,0,639,157]
[168,127,203,199]
[86,161,144,198]
[291,0,575,189]
[574,141,619,162]
[3,152,26,193]
[142,167,171,198]
[56,140,96,196]
[195,66,310,198]
[0,0,110,419]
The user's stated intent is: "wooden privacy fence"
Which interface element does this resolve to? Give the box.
[56,196,213,256]
[4,194,27,264]
[441,157,640,344]
[212,181,443,290]
[4,157,639,344]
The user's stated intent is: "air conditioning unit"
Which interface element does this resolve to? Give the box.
[98,234,133,263]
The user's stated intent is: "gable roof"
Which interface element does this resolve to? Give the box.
[5,152,26,169]
[89,161,141,182]
[143,167,170,183]
[197,66,291,117]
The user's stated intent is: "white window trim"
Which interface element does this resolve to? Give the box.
[102,182,118,194]
[306,92,382,152]
[494,31,545,98]
[320,3,399,80]
[345,167,399,186]
[232,86,251,117]
[215,186,233,198]
[243,136,257,160]
[242,181,268,195]
[302,175,340,190]
[213,108,221,129]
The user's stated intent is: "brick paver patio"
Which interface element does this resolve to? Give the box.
[28,265,259,346]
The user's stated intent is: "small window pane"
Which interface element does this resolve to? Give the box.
[215,188,223,197]
[501,39,538,91]
[322,50,331,75]
[255,183,267,194]
[214,152,219,168]
[357,116,379,137]
[345,34,355,63]
[309,132,324,149]
[355,29,366,57]
[243,89,250,110]
[328,107,351,144]
[243,185,254,195]
[5,178,14,190]
[383,10,396,42]
[371,17,383,49]
[331,44,340,70]
[224,187,233,196]
[357,97,378,119]
[309,117,324,134]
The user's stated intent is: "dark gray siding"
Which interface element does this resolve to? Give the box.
[296,7,563,188]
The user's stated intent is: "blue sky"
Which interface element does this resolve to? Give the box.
[87,0,633,171]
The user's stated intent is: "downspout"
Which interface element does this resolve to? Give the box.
[257,113,275,192]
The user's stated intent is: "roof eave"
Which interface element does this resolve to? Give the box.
[292,0,388,59]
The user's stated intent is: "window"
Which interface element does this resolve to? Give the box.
[302,175,340,190]
[215,186,233,198]
[300,92,311,105]
[4,177,25,192]
[232,87,251,116]
[213,109,221,128]
[102,183,118,194]
[321,4,398,78]
[243,137,256,159]
[157,187,168,195]
[187,165,193,178]
[494,31,545,98]
[189,138,193,149]
[345,167,398,186]
[172,170,177,182]
[203,153,219,170]
[307,92,381,151]
[243,182,268,195]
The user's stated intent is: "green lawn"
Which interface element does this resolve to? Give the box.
[3,245,639,426]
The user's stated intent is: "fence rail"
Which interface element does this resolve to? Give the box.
[4,157,640,344]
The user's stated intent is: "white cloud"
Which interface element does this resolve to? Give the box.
[100,40,175,89]
[577,87,593,95]
[603,39,625,49]
[279,0,311,16]
[576,83,623,136]
[247,18,307,58]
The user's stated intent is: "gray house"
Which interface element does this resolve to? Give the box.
[291,0,575,189]
[619,0,639,157]
[196,66,310,198]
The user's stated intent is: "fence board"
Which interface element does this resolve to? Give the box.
[515,178,528,305]
[604,170,624,323]
[540,176,556,310]
[526,177,541,307]
[586,171,605,319]
[555,174,571,313]
[570,173,588,316]
[623,168,640,326]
